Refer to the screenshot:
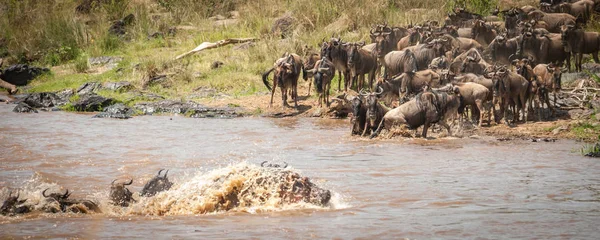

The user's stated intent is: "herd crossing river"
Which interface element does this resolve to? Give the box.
[1,104,599,238]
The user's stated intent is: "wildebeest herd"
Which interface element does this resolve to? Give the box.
[1,163,332,216]
[262,0,600,138]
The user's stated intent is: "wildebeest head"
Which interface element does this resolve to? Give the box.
[360,87,384,127]
[560,24,576,52]
[42,188,71,202]
[347,42,365,67]
[491,66,509,96]
[350,95,363,127]
[1,191,29,216]
[283,172,331,206]
[110,178,135,207]
[547,63,563,90]
[140,169,174,197]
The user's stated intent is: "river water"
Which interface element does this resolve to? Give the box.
[0,104,599,239]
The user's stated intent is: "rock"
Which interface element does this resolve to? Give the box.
[552,125,568,135]
[186,107,241,119]
[324,14,355,33]
[126,92,165,102]
[210,61,224,69]
[133,100,200,115]
[23,92,65,108]
[589,99,600,112]
[76,82,101,95]
[188,86,217,98]
[209,14,227,21]
[582,63,600,73]
[56,89,74,101]
[568,109,594,119]
[144,74,168,88]
[0,64,49,86]
[93,103,134,119]
[102,81,133,92]
[109,14,135,36]
[72,93,114,112]
[88,56,122,66]
[12,102,37,113]
[213,19,239,27]
[271,12,295,38]
[232,42,255,50]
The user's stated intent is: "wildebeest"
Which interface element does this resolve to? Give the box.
[410,39,451,71]
[302,51,321,96]
[525,10,576,33]
[491,67,530,124]
[560,24,600,71]
[140,169,174,197]
[307,57,335,107]
[350,95,367,135]
[396,29,423,50]
[347,42,377,91]
[471,20,497,46]
[370,89,461,138]
[517,31,571,70]
[461,55,491,75]
[262,53,306,108]
[383,49,418,78]
[110,178,135,207]
[322,37,350,91]
[555,0,594,24]
[42,188,101,213]
[451,82,492,127]
[533,63,563,117]
[397,69,442,102]
[1,191,31,216]
[360,88,390,137]
[488,34,519,65]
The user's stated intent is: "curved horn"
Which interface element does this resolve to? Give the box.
[359,88,369,96]
[508,54,517,62]
[125,178,133,185]
[318,67,330,72]
[375,86,384,95]
[282,162,288,168]
[370,28,375,35]
[111,179,118,185]
[163,170,169,178]
[158,169,165,177]
[42,188,50,198]
[261,161,268,167]
[63,189,71,199]
[8,191,12,198]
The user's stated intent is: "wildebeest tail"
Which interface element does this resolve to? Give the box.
[262,68,275,91]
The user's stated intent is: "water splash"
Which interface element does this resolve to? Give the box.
[1,162,347,219]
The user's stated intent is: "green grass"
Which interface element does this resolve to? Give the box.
[572,122,600,141]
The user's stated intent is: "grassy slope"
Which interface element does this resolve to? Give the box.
[2,0,598,141]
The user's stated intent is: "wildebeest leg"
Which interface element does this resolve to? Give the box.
[361,120,370,137]
[545,91,555,117]
[293,82,298,109]
[521,94,528,122]
[439,120,452,136]
[344,70,351,92]
[269,79,278,108]
[307,80,312,97]
[325,82,331,107]
[422,122,430,138]
[280,86,288,109]
[337,71,342,92]
[476,100,484,127]
[593,52,599,64]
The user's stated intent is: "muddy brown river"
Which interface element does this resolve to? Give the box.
[1,104,599,239]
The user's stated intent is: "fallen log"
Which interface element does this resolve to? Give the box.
[175,38,258,60]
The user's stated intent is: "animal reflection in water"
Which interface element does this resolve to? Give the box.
[1,164,332,217]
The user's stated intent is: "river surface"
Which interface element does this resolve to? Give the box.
[1,104,599,239]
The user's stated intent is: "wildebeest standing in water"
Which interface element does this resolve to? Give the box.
[141,169,174,197]
[110,178,135,207]
[262,53,306,109]
[1,191,31,216]
[360,87,390,137]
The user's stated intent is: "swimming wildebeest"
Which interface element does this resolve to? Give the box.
[110,178,135,207]
[262,53,306,109]
[140,169,174,197]
[42,188,101,213]
[1,191,31,216]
